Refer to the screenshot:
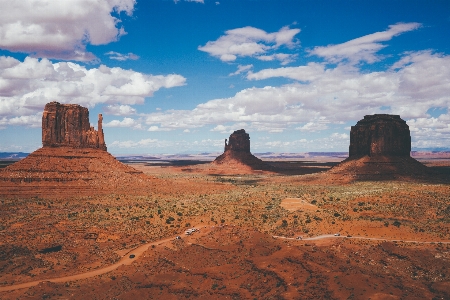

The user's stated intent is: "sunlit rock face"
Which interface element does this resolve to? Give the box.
[42,101,106,151]
[349,114,411,158]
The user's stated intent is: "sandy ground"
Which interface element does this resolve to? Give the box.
[0,157,449,299]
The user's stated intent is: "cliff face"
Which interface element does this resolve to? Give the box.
[349,114,411,157]
[327,114,429,182]
[42,102,106,151]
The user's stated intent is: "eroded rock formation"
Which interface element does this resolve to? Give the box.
[327,114,429,181]
[0,102,150,196]
[349,114,410,158]
[212,129,273,172]
[42,102,106,150]
[224,129,251,152]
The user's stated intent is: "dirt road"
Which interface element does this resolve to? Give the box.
[2,227,449,293]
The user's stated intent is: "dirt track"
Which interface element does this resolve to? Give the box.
[2,225,449,293]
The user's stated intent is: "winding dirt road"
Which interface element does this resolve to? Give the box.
[2,227,449,293]
[0,233,183,292]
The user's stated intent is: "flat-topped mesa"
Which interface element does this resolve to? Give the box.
[42,102,107,151]
[224,129,251,152]
[349,114,411,158]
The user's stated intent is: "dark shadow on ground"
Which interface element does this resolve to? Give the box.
[266,161,339,175]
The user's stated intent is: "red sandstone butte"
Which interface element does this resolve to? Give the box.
[349,114,411,158]
[42,101,106,151]
[0,102,148,197]
[328,114,429,180]
[212,129,273,171]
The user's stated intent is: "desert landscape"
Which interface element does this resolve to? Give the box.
[0,104,449,299]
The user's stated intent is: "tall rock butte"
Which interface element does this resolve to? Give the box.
[212,129,273,172]
[328,114,428,181]
[42,102,106,150]
[0,102,147,197]
[349,114,410,158]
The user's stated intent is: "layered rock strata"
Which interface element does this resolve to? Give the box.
[0,102,148,197]
[42,102,106,150]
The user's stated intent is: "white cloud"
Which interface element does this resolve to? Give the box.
[310,22,421,64]
[104,117,139,128]
[256,53,298,65]
[198,25,300,63]
[110,138,159,148]
[210,123,248,133]
[296,118,329,132]
[148,126,172,132]
[104,104,136,116]
[140,50,450,141]
[0,56,186,126]
[0,113,41,128]
[0,0,136,61]
[247,62,325,81]
[105,51,140,61]
[229,64,253,76]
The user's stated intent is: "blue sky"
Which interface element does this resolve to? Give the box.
[1,0,450,154]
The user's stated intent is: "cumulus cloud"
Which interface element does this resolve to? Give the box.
[0,56,186,126]
[296,118,329,132]
[104,104,136,116]
[256,53,298,65]
[0,0,136,61]
[198,25,300,63]
[105,51,140,61]
[140,50,450,141]
[310,22,421,64]
[104,117,139,128]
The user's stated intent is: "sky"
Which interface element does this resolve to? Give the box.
[0,0,450,155]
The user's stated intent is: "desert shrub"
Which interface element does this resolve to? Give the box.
[393,221,401,227]
[311,200,317,204]
[281,220,288,227]
[333,212,341,217]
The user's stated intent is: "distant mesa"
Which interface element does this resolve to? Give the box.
[328,114,429,181]
[212,129,273,172]
[42,101,107,151]
[0,102,146,197]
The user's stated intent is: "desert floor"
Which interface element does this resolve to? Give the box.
[0,157,449,299]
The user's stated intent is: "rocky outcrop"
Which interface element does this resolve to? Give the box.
[224,129,251,152]
[349,114,410,158]
[42,102,106,150]
[212,129,273,172]
[0,102,151,197]
[328,114,430,181]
